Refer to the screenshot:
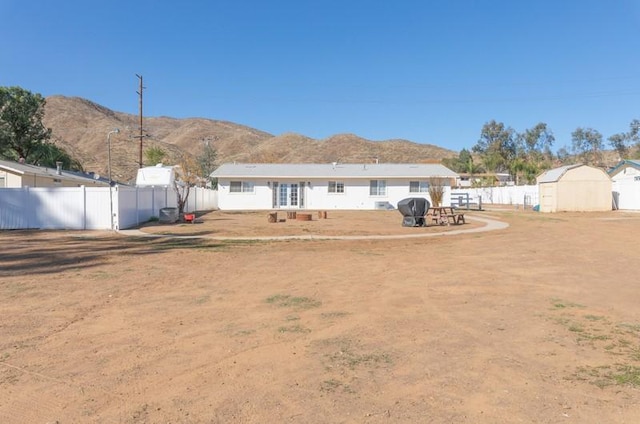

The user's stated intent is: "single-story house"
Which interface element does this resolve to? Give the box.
[210,162,459,211]
[0,159,109,188]
[536,164,612,213]
[609,159,640,210]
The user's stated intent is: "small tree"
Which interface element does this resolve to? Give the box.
[197,141,217,187]
[609,119,640,159]
[173,154,201,214]
[473,120,517,174]
[144,146,167,166]
[571,127,604,166]
[428,178,447,207]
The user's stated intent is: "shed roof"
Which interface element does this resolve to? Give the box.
[211,163,459,179]
[536,164,584,183]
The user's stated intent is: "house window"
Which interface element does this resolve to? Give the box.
[328,181,344,193]
[229,181,254,193]
[0,176,5,188]
[369,180,386,196]
[409,181,429,193]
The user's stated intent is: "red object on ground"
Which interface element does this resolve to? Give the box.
[184,213,195,223]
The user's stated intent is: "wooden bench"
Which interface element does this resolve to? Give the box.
[443,213,465,225]
[427,207,465,226]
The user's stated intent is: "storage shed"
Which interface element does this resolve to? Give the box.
[536,164,612,213]
[609,160,640,210]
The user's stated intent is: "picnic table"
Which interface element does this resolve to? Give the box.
[427,206,465,226]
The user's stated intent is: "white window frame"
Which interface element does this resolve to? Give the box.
[328,180,345,194]
[409,181,429,193]
[229,181,255,193]
[369,180,387,196]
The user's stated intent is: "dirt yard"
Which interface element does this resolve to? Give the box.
[1,208,640,423]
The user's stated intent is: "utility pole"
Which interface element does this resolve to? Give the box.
[136,74,145,168]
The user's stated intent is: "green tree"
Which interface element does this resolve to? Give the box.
[144,146,167,166]
[608,119,640,159]
[442,148,482,174]
[512,123,555,184]
[556,147,571,164]
[472,120,516,174]
[31,142,83,170]
[0,86,52,162]
[571,127,604,166]
[519,123,554,161]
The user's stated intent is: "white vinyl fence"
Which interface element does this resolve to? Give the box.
[0,185,218,230]
[451,185,539,209]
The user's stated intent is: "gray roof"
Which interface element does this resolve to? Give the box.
[608,159,640,177]
[211,163,459,179]
[536,164,583,184]
[0,159,109,185]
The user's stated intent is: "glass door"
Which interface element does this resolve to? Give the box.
[279,183,299,208]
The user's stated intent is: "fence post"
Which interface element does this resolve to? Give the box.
[26,187,34,228]
[478,195,482,211]
[82,185,87,230]
[136,187,140,226]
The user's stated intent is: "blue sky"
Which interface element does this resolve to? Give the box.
[2,1,640,153]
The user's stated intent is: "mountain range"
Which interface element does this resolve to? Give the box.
[42,95,457,183]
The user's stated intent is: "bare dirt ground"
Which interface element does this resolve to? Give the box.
[1,208,640,423]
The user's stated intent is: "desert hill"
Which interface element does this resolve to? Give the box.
[43,95,457,182]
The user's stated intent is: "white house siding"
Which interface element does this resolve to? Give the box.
[2,171,23,187]
[611,165,640,210]
[216,177,452,211]
[308,179,451,210]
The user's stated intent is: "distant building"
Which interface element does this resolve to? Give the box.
[0,159,109,188]
[456,172,513,188]
[609,159,640,210]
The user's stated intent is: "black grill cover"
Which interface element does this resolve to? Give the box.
[397,197,430,227]
[397,197,429,217]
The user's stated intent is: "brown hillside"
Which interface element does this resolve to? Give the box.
[43,96,457,182]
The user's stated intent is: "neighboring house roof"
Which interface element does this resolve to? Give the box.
[211,163,459,179]
[536,164,584,183]
[608,159,640,177]
[0,159,109,186]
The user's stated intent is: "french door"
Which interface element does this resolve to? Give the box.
[272,182,305,208]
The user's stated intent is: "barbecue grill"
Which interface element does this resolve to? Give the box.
[397,197,430,227]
